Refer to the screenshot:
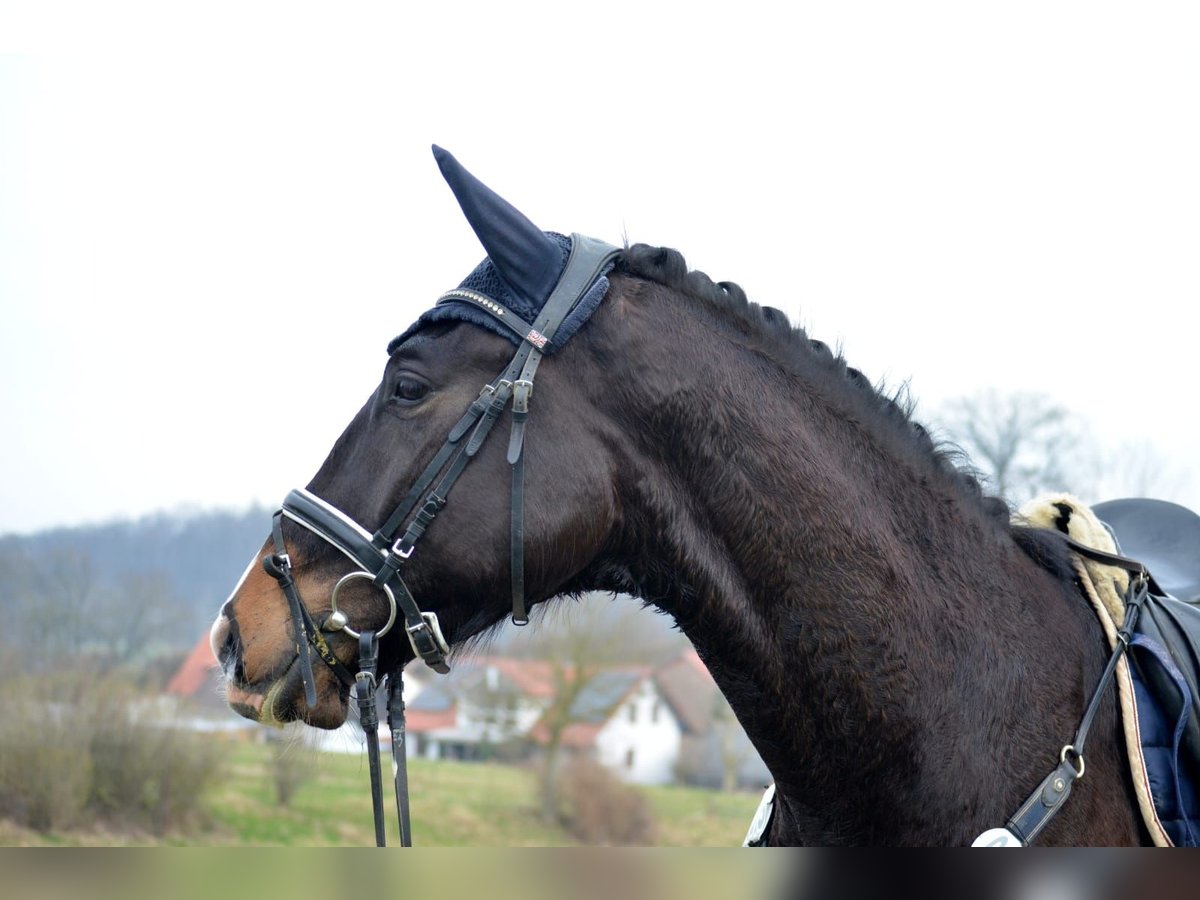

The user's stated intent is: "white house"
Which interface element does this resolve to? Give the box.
[529,667,686,786]
[163,637,764,789]
[406,657,558,761]
[588,672,684,785]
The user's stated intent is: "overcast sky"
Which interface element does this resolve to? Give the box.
[1,2,1197,535]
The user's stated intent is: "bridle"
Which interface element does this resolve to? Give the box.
[259,234,621,846]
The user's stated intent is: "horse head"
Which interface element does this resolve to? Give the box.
[212,147,630,728]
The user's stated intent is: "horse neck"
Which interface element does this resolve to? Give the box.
[586,280,1132,844]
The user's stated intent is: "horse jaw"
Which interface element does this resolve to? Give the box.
[223,653,352,730]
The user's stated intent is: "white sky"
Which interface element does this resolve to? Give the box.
[1,2,1197,534]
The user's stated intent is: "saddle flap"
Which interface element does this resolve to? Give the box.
[1136,594,1200,764]
[1130,592,1200,846]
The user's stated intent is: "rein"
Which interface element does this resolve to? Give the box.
[746,537,1160,848]
[972,536,1153,847]
[260,234,620,846]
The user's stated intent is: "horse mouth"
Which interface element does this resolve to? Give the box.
[225,656,350,729]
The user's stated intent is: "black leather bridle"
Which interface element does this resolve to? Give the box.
[260,234,620,846]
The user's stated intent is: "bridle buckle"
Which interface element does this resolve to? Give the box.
[406,611,450,659]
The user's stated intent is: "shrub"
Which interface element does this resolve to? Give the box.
[144,727,223,831]
[0,673,225,834]
[87,684,159,820]
[556,757,656,845]
[0,694,92,831]
[269,728,316,807]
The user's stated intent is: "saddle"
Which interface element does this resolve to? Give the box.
[1093,498,1200,603]
[1021,495,1200,846]
[1094,498,1200,846]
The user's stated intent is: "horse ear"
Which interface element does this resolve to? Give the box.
[432,145,562,307]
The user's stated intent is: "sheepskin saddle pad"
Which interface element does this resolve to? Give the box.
[1020,494,1200,846]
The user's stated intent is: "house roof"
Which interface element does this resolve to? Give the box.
[405,657,561,734]
[167,633,219,697]
[567,669,646,723]
[529,666,653,748]
[653,649,718,734]
[409,682,455,712]
[406,707,457,732]
[459,656,564,698]
[520,651,727,750]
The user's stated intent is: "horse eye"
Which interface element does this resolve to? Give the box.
[392,376,430,404]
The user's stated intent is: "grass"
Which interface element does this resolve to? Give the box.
[1,739,762,847]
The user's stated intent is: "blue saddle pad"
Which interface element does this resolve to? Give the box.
[1129,592,1200,846]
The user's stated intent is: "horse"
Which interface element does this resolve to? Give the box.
[211,147,1145,845]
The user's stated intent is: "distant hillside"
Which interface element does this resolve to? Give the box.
[0,506,273,654]
[0,507,688,667]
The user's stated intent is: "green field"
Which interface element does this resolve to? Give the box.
[0,740,762,847]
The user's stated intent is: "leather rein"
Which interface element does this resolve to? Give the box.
[260,235,620,846]
[972,536,1159,846]
[747,537,1164,847]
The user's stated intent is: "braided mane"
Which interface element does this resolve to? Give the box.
[613,243,1073,578]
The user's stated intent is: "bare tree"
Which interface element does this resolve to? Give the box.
[5,549,181,673]
[711,693,753,793]
[1091,440,1196,504]
[91,571,181,668]
[537,657,594,823]
[0,549,35,676]
[528,602,622,824]
[27,547,101,664]
[933,390,1098,504]
[502,591,687,664]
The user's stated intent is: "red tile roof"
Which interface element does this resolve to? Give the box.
[653,649,719,734]
[406,707,458,732]
[678,648,715,682]
[478,657,566,698]
[528,666,651,747]
[167,633,219,696]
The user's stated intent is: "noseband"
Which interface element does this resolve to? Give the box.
[259,234,620,846]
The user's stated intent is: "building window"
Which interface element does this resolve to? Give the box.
[627,703,637,724]
[625,748,635,769]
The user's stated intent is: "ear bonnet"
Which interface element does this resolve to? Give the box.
[389,146,616,354]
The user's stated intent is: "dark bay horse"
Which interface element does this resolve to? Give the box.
[212,149,1144,845]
